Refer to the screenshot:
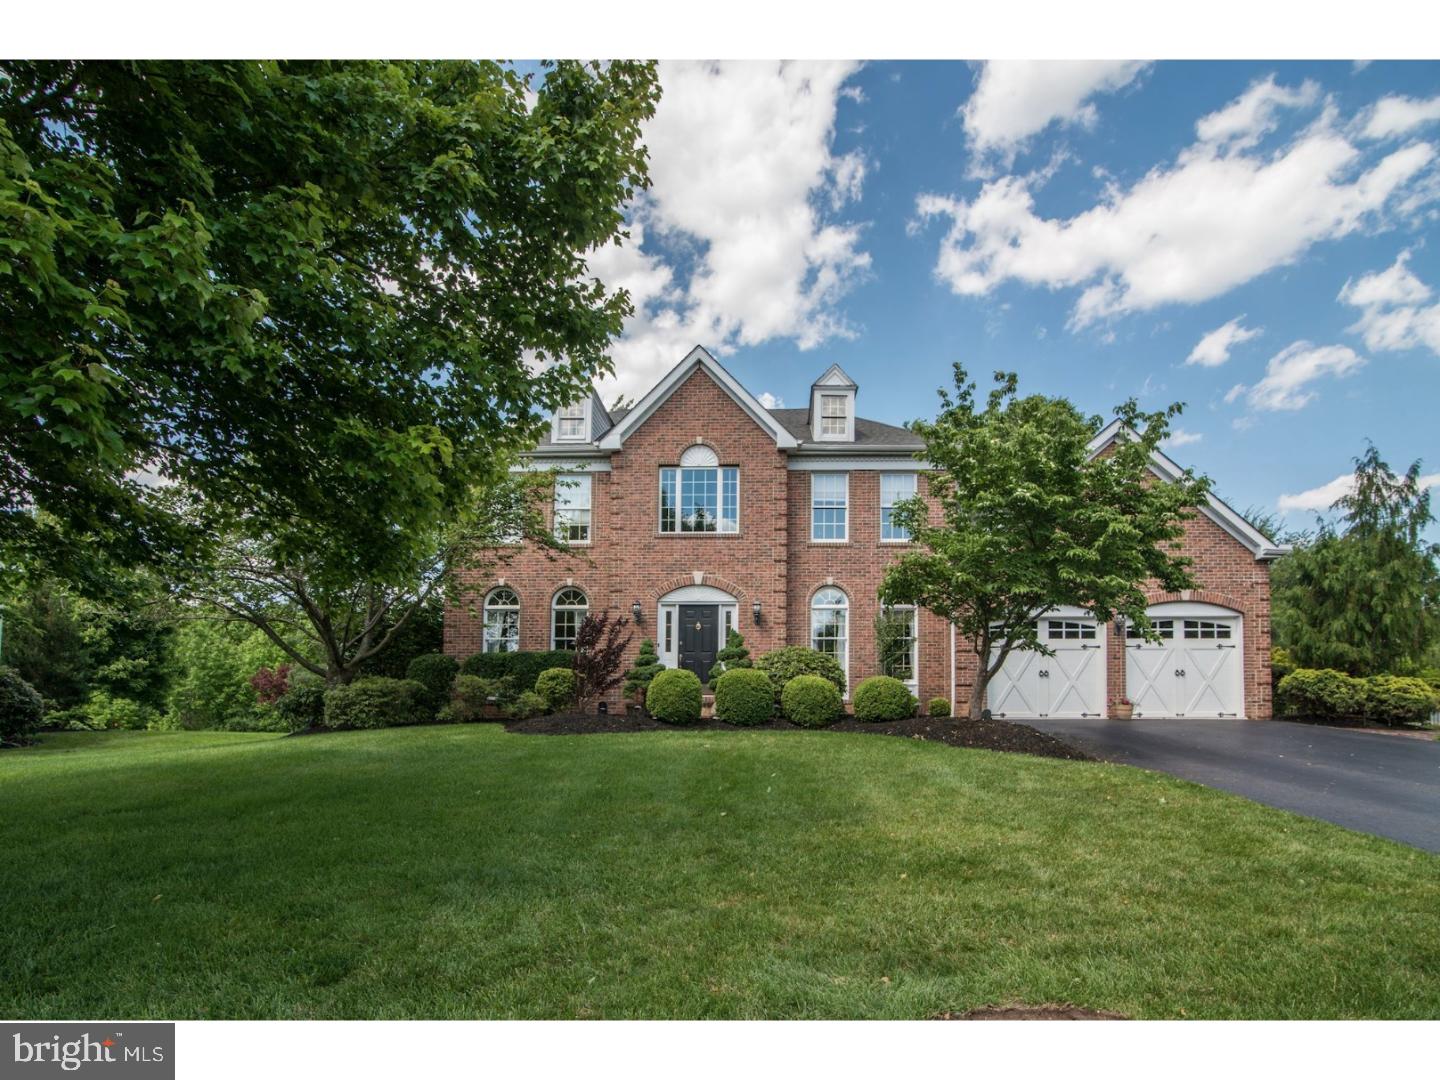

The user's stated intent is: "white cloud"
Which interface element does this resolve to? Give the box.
[588,61,871,398]
[1162,427,1203,448]
[1362,94,1440,140]
[1279,470,1440,512]
[960,61,1149,163]
[757,391,783,409]
[1230,341,1366,413]
[1185,316,1262,367]
[1338,250,1440,356]
[914,77,1437,329]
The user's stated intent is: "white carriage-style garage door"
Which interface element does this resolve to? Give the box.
[1125,603,1244,718]
[988,610,1107,719]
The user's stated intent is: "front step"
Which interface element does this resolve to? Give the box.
[701,692,716,719]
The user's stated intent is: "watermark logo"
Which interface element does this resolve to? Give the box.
[2,1024,173,1078]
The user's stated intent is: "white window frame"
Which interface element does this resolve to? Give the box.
[553,473,592,545]
[658,465,740,534]
[819,394,849,437]
[810,472,849,542]
[881,604,918,690]
[553,400,588,442]
[483,587,521,654]
[550,587,588,651]
[810,586,849,693]
[880,472,917,543]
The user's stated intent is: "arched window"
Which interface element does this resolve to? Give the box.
[551,587,589,651]
[483,588,520,654]
[810,586,849,686]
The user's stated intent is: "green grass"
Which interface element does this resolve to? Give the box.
[2,726,1438,1019]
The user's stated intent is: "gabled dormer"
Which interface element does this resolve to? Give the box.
[550,389,612,444]
[808,364,857,442]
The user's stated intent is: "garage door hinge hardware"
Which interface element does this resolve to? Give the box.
[1216,644,1235,649]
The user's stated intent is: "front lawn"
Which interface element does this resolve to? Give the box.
[2,727,1437,1019]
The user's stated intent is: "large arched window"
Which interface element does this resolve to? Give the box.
[810,586,849,686]
[551,587,589,651]
[483,588,520,653]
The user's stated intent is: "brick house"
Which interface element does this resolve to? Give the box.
[445,346,1286,719]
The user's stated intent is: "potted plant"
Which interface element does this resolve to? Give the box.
[1112,696,1133,720]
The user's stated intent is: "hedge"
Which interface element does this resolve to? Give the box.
[405,653,459,715]
[535,668,578,713]
[273,684,326,731]
[460,650,574,691]
[928,697,951,718]
[755,646,846,700]
[714,668,773,726]
[852,676,917,722]
[1,668,44,747]
[1363,675,1440,726]
[781,674,842,729]
[1277,666,1440,726]
[322,677,428,730]
[646,668,702,725]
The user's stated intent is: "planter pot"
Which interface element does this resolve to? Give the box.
[1113,704,1133,720]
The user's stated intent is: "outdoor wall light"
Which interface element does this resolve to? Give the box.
[631,601,643,623]
[752,600,762,625]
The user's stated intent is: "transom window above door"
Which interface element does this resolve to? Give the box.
[659,446,738,533]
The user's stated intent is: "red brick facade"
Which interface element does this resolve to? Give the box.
[445,359,1276,718]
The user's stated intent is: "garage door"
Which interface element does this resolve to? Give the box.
[1125,605,1243,718]
[989,615,1106,719]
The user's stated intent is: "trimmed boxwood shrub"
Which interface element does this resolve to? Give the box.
[322,677,427,730]
[782,674,842,729]
[506,690,548,720]
[405,653,459,716]
[1,668,44,747]
[646,668,702,725]
[1362,675,1440,726]
[450,674,514,722]
[273,684,326,732]
[535,668,578,713]
[755,646,846,701]
[853,676,917,722]
[1276,668,1364,720]
[714,668,773,726]
[460,650,574,691]
[928,696,951,718]
[624,638,665,701]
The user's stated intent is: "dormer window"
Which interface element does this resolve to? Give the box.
[819,395,848,437]
[555,401,587,442]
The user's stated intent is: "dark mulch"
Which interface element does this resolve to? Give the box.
[504,711,1093,762]
[936,1004,1128,1020]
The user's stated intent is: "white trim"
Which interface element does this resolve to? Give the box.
[657,583,739,672]
[659,584,736,604]
[511,458,612,473]
[880,471,917,543]
[599,346,800,450]
[551,398,590,443]
[550,587,588,651]
[810,471,849,542]
[810,586,850,697]
[881,604,919,693]
[658,464,740,534]
[1086,420,1289,562]
[1138,600,1242,619]
[787,456,929,471]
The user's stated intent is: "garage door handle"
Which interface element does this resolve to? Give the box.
[1216,644,1236,649]
[1174,669,1186,677]
[1080,644,1100,649]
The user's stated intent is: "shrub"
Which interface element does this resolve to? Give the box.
[80,691,159,731]
[460,650,574,691]
[506,690,548,720]
[853,676,917,722]
[1270,647,1297,681]
[623,638,665,700]
[405,653,460,716]
[709,629,753,682]
[535,668,578,713]
[0,668,44,747]
[646,668,702,725]
[322,677,427,730]
[273,684,326,732]
[782,674,842,729]
[450,674,515,722]
[756,646,846,701]
[1362,675,1440,727]
[572,612,632,704]
[928,696,951,718]
[1277,668,1364,719]
[714,668,773,726]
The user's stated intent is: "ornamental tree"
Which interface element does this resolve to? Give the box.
[880,366,1210,722]
[1,60,659,581]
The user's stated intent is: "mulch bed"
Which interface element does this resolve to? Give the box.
[504,711,1093,762]
[935,1004,1128,1020]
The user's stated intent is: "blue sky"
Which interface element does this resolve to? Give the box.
[576,60,1440,527]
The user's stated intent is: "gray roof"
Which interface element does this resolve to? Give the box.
[532,404,922,451]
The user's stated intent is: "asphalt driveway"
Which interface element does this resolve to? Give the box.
[1025,716,1440,852]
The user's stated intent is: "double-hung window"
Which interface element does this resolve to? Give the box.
[880,605,917,686]
[811,472,848,541]
[659,457,738,534]
[810,587,849,688]
[880,473,917,542]
[483,588,520,653]
[819,394,848,437]
[554,474,592,544]
[556,402,586,441]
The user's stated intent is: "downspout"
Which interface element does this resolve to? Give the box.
[949,620,956,717]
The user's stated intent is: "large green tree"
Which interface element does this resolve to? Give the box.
[1,60,658,581]
[1272,445,1439,676]
[880,366,1210,722]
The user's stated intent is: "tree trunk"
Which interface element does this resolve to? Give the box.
[968,669,989,723]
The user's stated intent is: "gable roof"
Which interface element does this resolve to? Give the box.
[1087,419,1288,562]
[597,346,801,450]
[768,409,924,449]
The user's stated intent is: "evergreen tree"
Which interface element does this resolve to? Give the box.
[708,629,753,682]
[624,639,665,700]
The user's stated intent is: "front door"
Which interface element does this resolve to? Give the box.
[678,604,720,684]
